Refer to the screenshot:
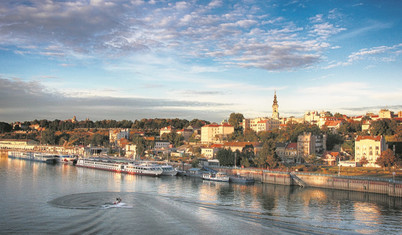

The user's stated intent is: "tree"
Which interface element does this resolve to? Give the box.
[41,130,56,145]
[359,157,369,167]
[305,153,322,165]
[370,119,398,136]
[228,113,244,130]
[376,149,397,170]
[326,133,343,151]
[243,129,258,142]
[254,140,278,169]
[132,136,146,159]
[216,149,234,166]
[0,122,12,133]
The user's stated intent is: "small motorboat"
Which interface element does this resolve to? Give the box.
[114,197,122,205]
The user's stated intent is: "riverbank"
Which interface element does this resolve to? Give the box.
[216,167,402,197]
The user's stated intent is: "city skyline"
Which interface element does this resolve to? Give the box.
[1,0,401,122]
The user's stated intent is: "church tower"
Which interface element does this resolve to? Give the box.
[272,91,279,120]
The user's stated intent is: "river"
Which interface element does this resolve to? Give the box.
[0,156,401,234]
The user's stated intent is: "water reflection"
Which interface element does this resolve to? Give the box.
[1,157,401,234]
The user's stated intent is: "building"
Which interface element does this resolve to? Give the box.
[160,126,175,137]
[125,144,137,159]
[176,127,194,142]
[201,122,234,144]
[276,142,299,164]
[242,92,281,133]
[201,144,222,159]
[354,135,387,167]
[322,120,343,133]
[109,128,130,144]
[321,151,340,166]
[379,109,394,119]
[361,120,371,133]
[0,139,38,150]
[304,111,320,125]
[297,132,327,158]
[272,91,279,120]
[222,142,262,155]
[154,141,171,150]
[242,117,281,133]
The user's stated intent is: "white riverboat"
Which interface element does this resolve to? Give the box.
[76,158,125,173]
[76,158,163,176]
[202,172,229,182]
[32,153,58,164]
[160,164,178,176]
[8,151,57,164]
[125,162,163,176]
[135,162,177,176]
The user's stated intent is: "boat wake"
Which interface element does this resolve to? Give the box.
[101,202,133,209]
[48,192,134,210]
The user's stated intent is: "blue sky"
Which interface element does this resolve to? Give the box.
[0,0,401,122]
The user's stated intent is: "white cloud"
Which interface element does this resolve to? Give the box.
[325,43,402,68]
[0,0,349,71]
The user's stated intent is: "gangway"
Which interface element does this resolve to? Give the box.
[290,172,307,188]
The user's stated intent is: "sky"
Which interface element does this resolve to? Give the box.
[0,0,401,123]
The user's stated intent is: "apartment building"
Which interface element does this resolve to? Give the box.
[354,135,386,167]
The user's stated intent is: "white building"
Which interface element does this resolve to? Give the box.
[201,123,234,144]
[109,128,130,144]
[355,135,387,167]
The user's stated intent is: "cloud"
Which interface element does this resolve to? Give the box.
[0,1,347,71]
[324,43,402,68]
[0,77,230,122]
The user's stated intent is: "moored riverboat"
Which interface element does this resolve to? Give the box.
[8,151,57,164]
[229,174,255,184]
[124,162,163,176]
[202,172,229,182]
[76,158,125,173]
[160,164,178,176]
[32,153,58,164]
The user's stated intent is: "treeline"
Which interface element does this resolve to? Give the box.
[7,118,210,132]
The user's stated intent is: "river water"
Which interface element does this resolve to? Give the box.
[1,156,401,234]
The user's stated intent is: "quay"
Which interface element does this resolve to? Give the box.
[215,167,402,197]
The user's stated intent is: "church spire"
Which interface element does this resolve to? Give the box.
[272,91,279,120]
[273,90,278,106]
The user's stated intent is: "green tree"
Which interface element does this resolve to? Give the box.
[326,133,343,151]
[216,149,234,166]
[254,140,278,169]
[376,149,397,170]
[243,129,259,142]
[41,130,56,145]
[228,113,244,130]
[0,122,12,133]
[132,136,146,158]
[370,119,398,136]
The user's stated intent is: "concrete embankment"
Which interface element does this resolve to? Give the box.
[216,167,402,197]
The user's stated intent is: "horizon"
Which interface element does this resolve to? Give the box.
[1,0,401,123]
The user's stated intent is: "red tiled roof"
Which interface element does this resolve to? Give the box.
[210,144,223,148]
[286,143,297,149]
[356,135,382,141]
[224,142,260,147]
[324,120,342,127]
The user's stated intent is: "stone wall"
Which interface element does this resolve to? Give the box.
[213,167,402,197]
